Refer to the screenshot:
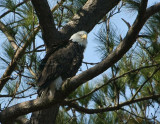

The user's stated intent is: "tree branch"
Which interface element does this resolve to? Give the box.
[131,67,160,101]
[67,64,160,102]
[63,94,160,114]
[0,0,30,19]
[60,0,120,39]
[15,116,29,124]
[0,94,60,123]
[51,0,66,12]
[0,21,18,50]
[31,0,60,50]
[31,0,120,50]
[120,108,152,120]
[0,85,32,98]
[145,2,160,20]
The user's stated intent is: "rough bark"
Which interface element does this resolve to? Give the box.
[30,105,59,124]
[1,0,160,124]
[63,94,160,114]
[59,0,121,39]
[15,116,29,124]
[31,0,60,51]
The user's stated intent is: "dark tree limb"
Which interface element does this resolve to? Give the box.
[62,94,160,114]
[31,0,60,50]
[145,2,160,19]
[1,1,160,123]
[67,64,160,102]
[60,0,121,39]
[0,94,62,123]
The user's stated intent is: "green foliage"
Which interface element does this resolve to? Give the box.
[53,0,87,28]
[56,108,74,124]
[0,0,17,10]
[4,81,17,95]
[77,82,92,107]
[96,22,119,60]
[17,2,38,30]
[122,0,141,12]
[0,0,160,123]
[68,82,92,107]
[2,41,15,60]
[92,90,107,108]
[0,0,41,109]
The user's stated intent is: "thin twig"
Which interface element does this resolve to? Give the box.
[82,61,99,65]
[63,94,160,114]
[0,0,30,19]
[121,108,152,120]
[131,67,160,101]
[67,64,160,102]
[0,21,18,50]
[51,0,66,13]
[0,85,33,98]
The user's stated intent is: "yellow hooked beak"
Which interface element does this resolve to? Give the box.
[81,34,87,39]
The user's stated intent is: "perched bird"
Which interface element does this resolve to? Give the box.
[37,31,88,97]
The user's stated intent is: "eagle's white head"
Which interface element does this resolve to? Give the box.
[69,31,88,47]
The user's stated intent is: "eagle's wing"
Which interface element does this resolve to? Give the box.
[38,56,61,87]
[37,42,84,96]
[37,31,87,96]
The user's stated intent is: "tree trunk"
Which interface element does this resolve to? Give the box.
[29,86,60,124]
[30,104,59,124]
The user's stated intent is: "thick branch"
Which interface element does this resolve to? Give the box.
[145,2,160,19]
[60,0,120,38]
[63,94,160,114]
[30,0,120,50]
[0,92,64,123]
[31,0,60,50]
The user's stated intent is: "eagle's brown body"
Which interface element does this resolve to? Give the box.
[37,41,85,96]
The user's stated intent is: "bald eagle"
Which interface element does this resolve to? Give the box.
[37,31,87,97]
